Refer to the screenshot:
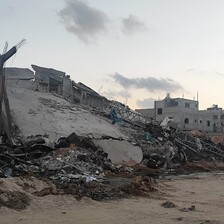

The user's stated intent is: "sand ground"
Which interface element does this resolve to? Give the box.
[1,172,224,224]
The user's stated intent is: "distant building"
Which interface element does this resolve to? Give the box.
[155,94,198,130]
[198,105,224,133]
[135,108,154,120]
[136,94,224,133]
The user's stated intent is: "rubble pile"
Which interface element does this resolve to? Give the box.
[0,117,224,204]
[2,44,224,212]
[0,133,109,176]
[0,132,156,202]
[1,101,224,202]
[126,120,224,170]
[1,62,224,205]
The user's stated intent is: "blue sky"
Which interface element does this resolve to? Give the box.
[1,0,224,109]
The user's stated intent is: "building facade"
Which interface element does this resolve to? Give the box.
[136,95,224,133]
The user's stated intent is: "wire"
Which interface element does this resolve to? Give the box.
[2,42,8,54]
[15,39,27,50]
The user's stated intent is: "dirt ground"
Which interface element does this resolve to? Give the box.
[1,172,224,224]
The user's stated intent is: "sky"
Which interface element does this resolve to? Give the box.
[1,0,224,110]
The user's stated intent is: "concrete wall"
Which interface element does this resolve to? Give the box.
[35,72,49,92]
[135,108,155,119]
[80,92,109,109]
[32,65,64,94]
[63,75,73,100]
[4,68,34,80]
[73,87,82,103]
[198,110,224,133]
[34,71,63,95]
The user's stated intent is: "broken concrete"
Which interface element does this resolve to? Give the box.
[6,80,128,142]
[93,139,143,164]
[4,68,34,80]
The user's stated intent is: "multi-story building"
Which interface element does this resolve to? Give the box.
[154,94,199,130]
[198,105,224,133]
[136,94,224,133]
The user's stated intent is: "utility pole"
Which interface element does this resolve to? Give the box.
[0,39,26,143]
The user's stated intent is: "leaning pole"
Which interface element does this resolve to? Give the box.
[0,39,26,144]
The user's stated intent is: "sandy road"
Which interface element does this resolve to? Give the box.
[1,172,224,224]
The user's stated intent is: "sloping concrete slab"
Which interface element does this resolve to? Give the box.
[93,139,143,164]
[6,80,128,142]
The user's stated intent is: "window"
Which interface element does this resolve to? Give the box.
[207,121,210,127]
[213,115,218,120]
[195,120,197,123]
[185,103,190,108]
[166,100,178,107]
[184,118,189,124]
[157,108,163,115]
[200,120,202,123]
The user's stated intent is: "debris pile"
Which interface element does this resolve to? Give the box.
[1,60,224,208]
[0,176,58,210]
[1,98,224,205]
[129,120,224,170]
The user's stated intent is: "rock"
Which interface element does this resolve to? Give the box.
[179,205,196,212]
[161,201,176,208]
[77,154,87,162]
[92,139,143,164]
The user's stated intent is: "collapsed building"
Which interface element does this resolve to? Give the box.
[31,64,109,108]
[3,64,146,166]
[0,40,26,145]
[1,44,224,204]
[3,63,224,166]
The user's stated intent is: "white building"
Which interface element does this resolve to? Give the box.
[136,95,224,133]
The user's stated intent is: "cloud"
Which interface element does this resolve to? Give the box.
[122,14,147,35]
[186,68,195,73]
[215,71,224,77]
[59,0,110,42]
[110,73,183,92]
[102,90,132,99]
[137,98,155,108]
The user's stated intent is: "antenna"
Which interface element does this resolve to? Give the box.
[2,42,8,54]
[123,98,128,105]
[15,39,27,50]
[97,85,103,94]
